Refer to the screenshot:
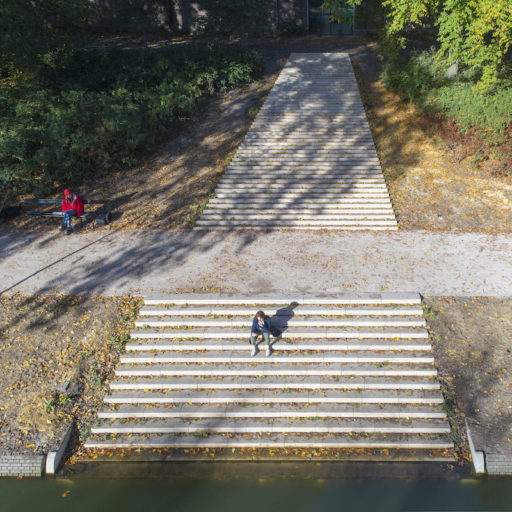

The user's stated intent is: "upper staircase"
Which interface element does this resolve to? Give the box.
[198,53,398,231]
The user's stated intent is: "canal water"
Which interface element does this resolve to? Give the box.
[2,462,512,511]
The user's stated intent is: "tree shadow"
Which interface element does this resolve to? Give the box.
[1,40,404,298]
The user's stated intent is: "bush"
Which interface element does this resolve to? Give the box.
[382,48,512,173]
[381,48,447,103]
[0,45,263,204]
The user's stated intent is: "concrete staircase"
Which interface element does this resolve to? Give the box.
[198,53,398,231]
[84,293,453,461]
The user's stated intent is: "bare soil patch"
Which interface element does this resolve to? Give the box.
[0,294,140,455]
[352,60,512,233]
[424,296,512,457]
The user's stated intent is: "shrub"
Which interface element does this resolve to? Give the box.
[382,48,512,174]
[0,45,263,206]
[381,48,447,103]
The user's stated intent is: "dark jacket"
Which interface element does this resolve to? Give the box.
[251,316,282,337]
[251,316,271,334]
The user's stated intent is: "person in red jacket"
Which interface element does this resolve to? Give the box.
[61,189,84,234]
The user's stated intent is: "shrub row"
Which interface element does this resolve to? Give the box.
[0,45,263,201]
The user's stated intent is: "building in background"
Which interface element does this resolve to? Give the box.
[91,0,383,36]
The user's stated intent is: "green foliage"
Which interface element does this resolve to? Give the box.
[382,49,512,133]
[326,0,512,89]
[43,397,56,414]
[0,45,263,203]
[383,49,512,174]
[196,0,272,37]
[0,0,95,75]
[424,82,512,134]
[381,48,446,102]
[321,0,359,25]
[108,333,131,350]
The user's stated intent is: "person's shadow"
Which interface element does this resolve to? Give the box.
[269,301,299,348]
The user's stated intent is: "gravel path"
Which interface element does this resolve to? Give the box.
[2,229,511,297]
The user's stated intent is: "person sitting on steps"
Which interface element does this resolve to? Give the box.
[61,188,84,235]
[250,310,282,357]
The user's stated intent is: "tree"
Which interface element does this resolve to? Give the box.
[322,0,512,88]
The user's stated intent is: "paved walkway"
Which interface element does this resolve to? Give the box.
[1,229,511,297]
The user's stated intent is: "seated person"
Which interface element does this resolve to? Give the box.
[249,310,281,357]
[61,188,84,234]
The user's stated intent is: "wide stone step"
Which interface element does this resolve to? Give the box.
[215,189,388,196]
[131,326,427,339]
[194,226,399,231]
[243,133,375,138]
[237,141,376,147]
[200,214,396,221]
[227,165,382,171]
[224,171,383,178]
[217,184,387,191]
[248,128,374,133]
[115,362,436,377]
[234,146,377,151]
[138,305,423,316]
[231,157,380,163]
[196,220,397,227]
[99,403,445,419]
[252,117,371,122]
[83,432,453,450]
[125,340,431,352]
[233,149,378,153]
[207,199,392,206]
[222,173,384,179]
[134,316,425,328]
[119,351,434,365]
[143,293,422,306]
[104,389,444,405]
[214,191,388,198]
[92,418,450,435]
[219,179,386,186]
[108,375,440,391]
[241,140,376,146]
[204,208,394,215]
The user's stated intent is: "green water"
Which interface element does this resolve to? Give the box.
[2,463,512,512]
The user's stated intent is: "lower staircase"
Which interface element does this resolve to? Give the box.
[84,293,454,461]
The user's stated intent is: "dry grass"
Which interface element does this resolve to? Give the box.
[352,59,512,233]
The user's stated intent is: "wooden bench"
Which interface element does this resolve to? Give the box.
[25,199,111,225]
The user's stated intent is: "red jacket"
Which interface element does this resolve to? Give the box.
[62,193,84,217]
